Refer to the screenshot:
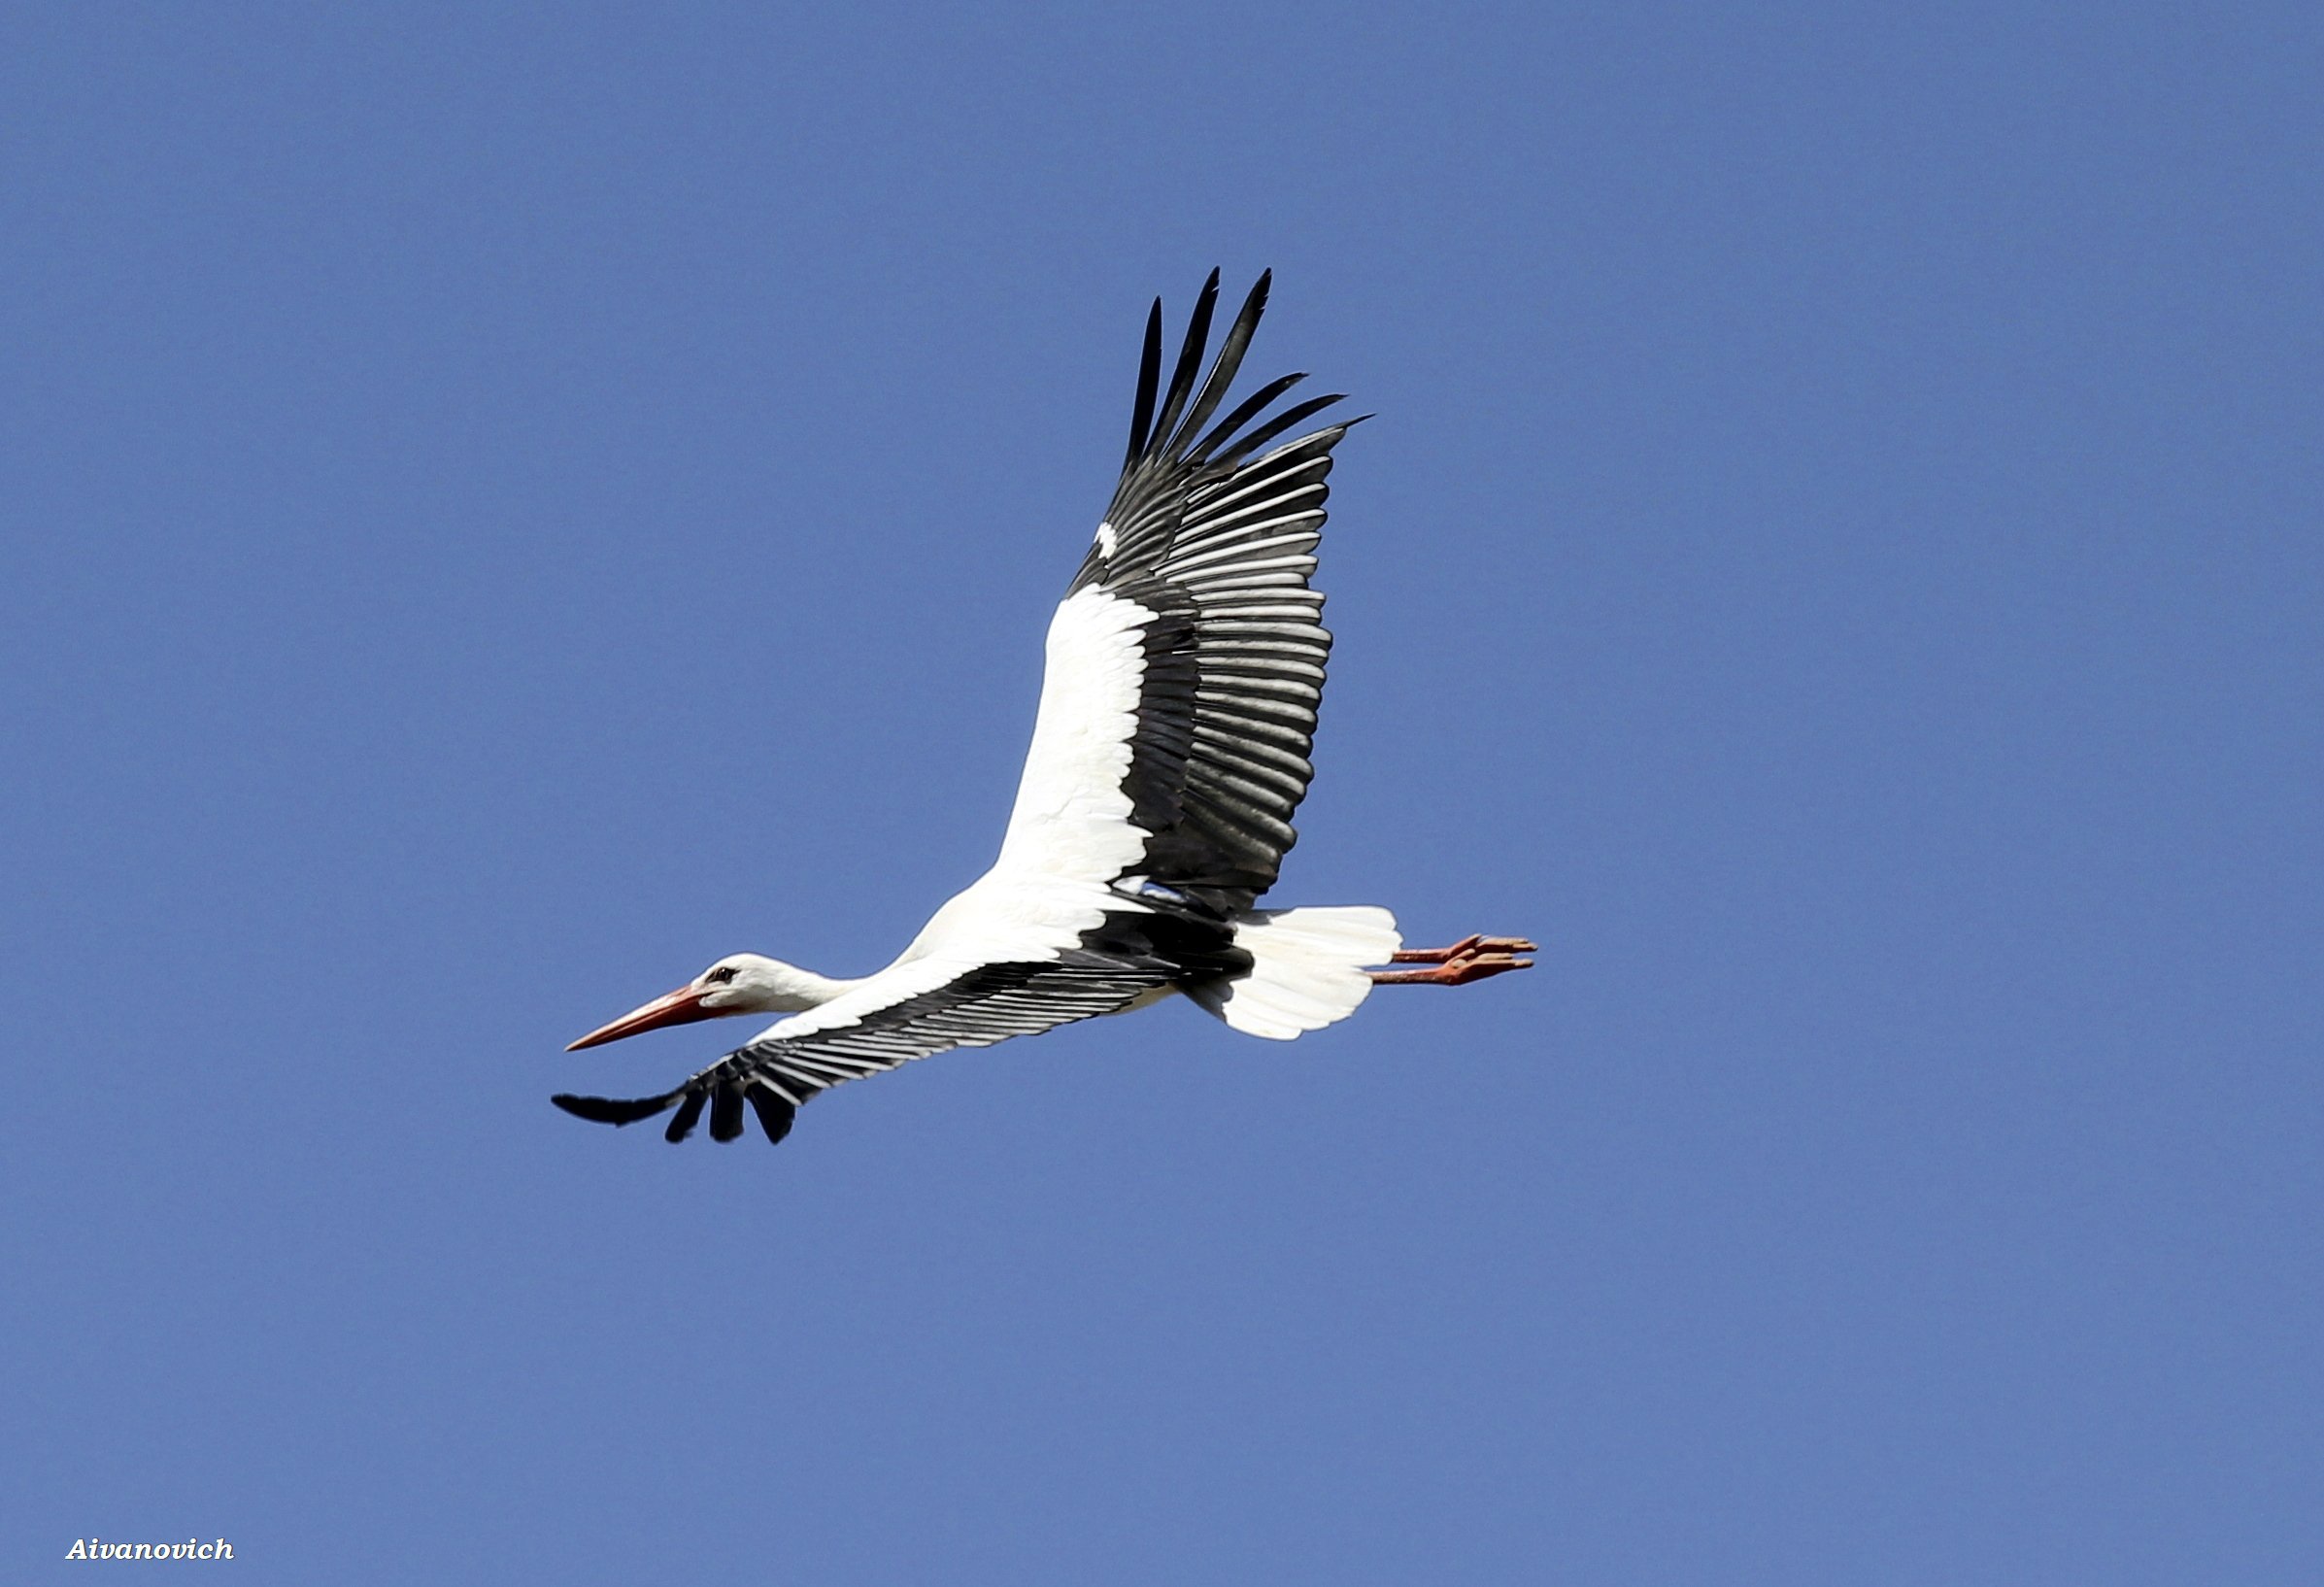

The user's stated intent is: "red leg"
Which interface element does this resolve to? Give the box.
[1388,934,1536,964]
[1369,934,1535,986]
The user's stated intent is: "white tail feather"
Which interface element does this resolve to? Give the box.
[1186,906,1401,1040]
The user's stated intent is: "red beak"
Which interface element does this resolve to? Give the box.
[566,985,723,1051]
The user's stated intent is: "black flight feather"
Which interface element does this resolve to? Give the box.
[748,1086,797,1145]
[1123,299,1163,473]
[662,1088,709,1144]
[1170,271,1270,456]
[551,1091,681,1127]
[1145,269,1221,456]
[708,1081,747,1142]
[1190,371,1306,465]
[1214,394,1349,469]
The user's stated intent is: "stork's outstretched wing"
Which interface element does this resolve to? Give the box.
[555,271,1359,1144]
[999,268,1355,921]
[555,943,1184,1143]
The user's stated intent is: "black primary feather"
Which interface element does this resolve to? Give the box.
[662,1089,709,1144]
[1171,272,1270,454]
[551,1091,680,1127]
[708,1081,747,1143]
[1145,269,1221,453]
[1123,299,1163,472]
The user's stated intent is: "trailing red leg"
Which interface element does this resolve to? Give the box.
[1369,934,1534,986]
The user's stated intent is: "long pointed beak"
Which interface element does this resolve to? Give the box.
[566,985,722,1051]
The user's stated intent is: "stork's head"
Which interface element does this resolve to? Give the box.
[565,954,837,1050]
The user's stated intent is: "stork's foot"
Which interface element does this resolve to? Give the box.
[1368,934,1535,986]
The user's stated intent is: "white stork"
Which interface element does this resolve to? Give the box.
[556,271,1532,1146]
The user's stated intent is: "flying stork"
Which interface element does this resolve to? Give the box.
[555,271,1532,1146]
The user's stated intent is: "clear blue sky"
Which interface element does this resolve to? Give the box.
[4,5,2317,1582]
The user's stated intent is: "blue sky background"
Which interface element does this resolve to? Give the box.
[4,4,2318,1582]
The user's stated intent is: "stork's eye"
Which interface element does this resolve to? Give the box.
[704,966,739,985]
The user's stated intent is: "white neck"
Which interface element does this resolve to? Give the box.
[723,957,862,1014]
[760,966,859,1011]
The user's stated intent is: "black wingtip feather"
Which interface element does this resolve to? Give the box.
[709,1081,746,1143]
[1217,391,1349,467]
[1190,370,1306,464]
[748,1086,797,1145]
[1125,300,1163,473]
[552,1091,683,1127]
[555,1077,799,1147]
[662,1088,709,1143]
[1146,270,1221,457]
[1170,272,1272,456]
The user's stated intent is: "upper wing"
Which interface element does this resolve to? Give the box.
[995,270,1358,922]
